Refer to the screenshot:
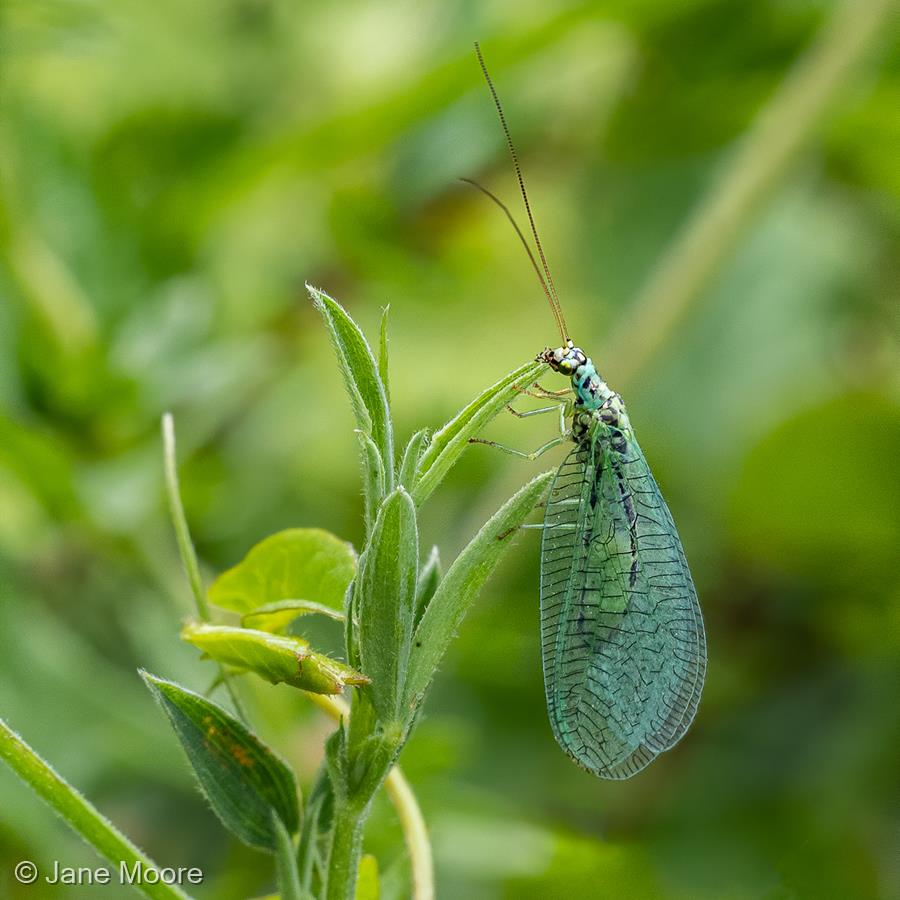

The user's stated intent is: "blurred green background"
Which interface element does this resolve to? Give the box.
[1,1,898,898]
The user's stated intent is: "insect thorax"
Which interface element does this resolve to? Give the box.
[570,359,631,448]
[539,343,632,444]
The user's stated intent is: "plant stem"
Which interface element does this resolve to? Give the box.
[307,693,435,900]
[161,413,247,722]
[0,717,194,900]
[607,0,897,387]
[161,413,208,619]
[325,800,366,900]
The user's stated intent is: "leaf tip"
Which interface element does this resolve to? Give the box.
[305,282,327,309]
[180,619,202,640]
[139,669,172,707]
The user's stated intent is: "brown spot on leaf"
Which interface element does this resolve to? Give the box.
[230,744,255,768]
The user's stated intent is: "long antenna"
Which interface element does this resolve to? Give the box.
[459,177,558,315]
[474,41,569,343]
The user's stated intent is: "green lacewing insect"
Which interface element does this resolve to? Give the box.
[471,43,707,779]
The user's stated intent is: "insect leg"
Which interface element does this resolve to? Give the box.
[504,400,570,437]
[505,402,558,418]
[556,402,567,439]
[502,521,578,541]
[530,382,573,398]
[520,522,577,530]
[505,400,571,422]
[513,381,574,400]
[468,435,566,460]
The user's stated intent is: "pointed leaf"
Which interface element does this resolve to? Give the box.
[414,545,442,629]
[182,623,368,695]
[344,576,361,671]
[209,528,356,615]
[405,471,553,710]
[298,766,334,895]
[379,305,391,406]
[397,428,429,490]
[242,600,345,633]
[324,721,349,804]
[413,359,546,505]
[273,812,302,900]
[141,672,299,852]
[308,285,394,491]
[357,430,385,536]
[356,488,418,723]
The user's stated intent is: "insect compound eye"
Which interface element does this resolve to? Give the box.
[558,359,575,375]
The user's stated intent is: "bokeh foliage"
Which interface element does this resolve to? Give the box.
[1,1,898,898]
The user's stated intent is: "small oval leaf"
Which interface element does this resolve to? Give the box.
[208,528,356,615]
[141,671,299,852]
[182,623,368,695]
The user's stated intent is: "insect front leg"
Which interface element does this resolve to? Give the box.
[504,403,560,419]
[514,382,573,401]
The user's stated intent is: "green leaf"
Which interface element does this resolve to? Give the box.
[405,471,553,711]
[414,545,441,628]
[346,731,400,800]
[355,854,380,900]
[209,528,356,616]
[379,304,390,406]
[355,488,418,723]
[412,358,546,505]
[397,428,429,490]
[242,600,344,633]
[345,576,362,671]
[324,721,349,804]
[274,812,302,900]
[141,672,299,852]
[181,623,369,694]
[357,430,386,537]
[298,766,334,895]
[308,285,394,491]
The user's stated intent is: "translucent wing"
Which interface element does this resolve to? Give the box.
[540,436,706,779]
